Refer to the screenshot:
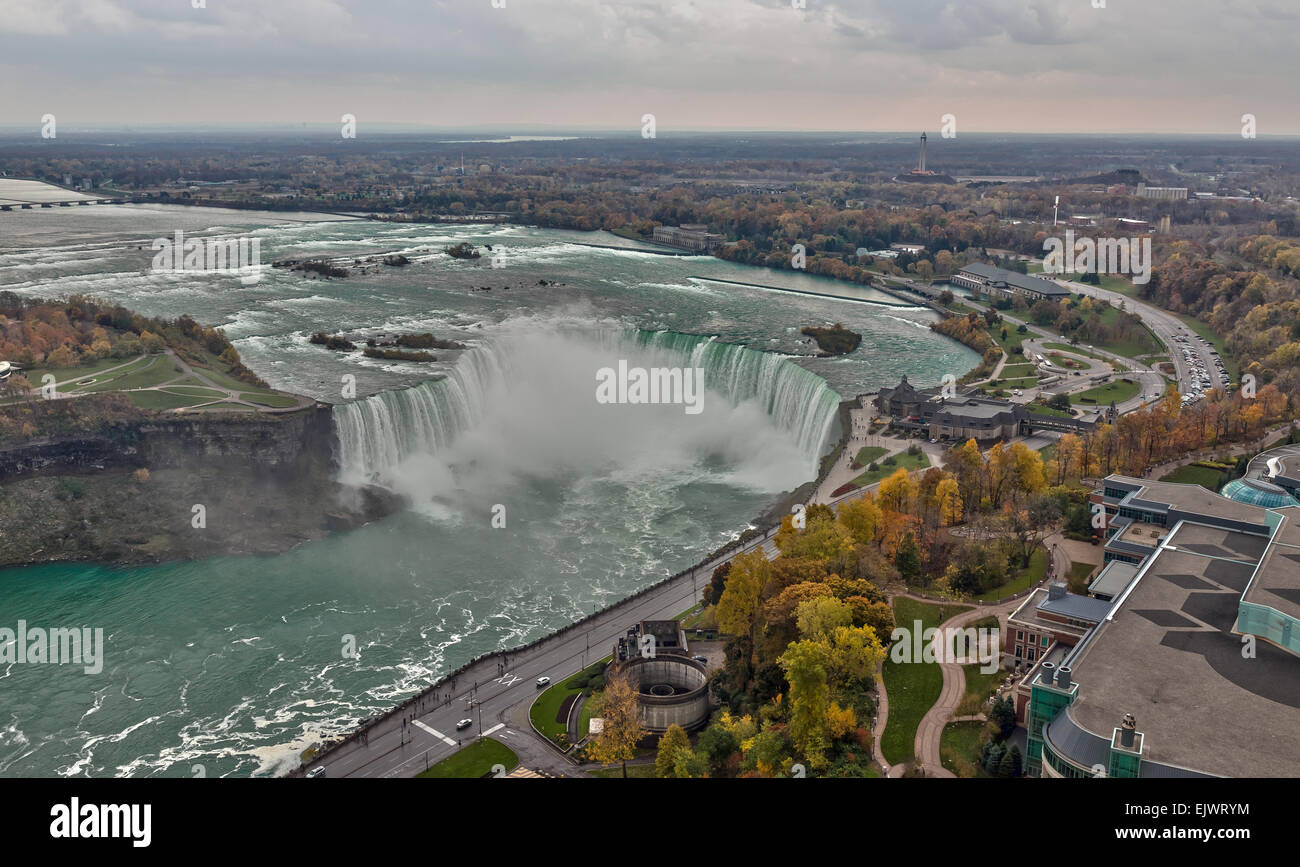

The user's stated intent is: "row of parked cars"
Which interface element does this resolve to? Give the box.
[1173,332,1230,405]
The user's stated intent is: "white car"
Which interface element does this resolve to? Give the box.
[456,718,473,730]
[536,676,551,688]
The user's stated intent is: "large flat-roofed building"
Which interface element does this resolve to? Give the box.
[873,375,1095,442]
[950,263,1072,302]
[1022,476,1300,778]
[1136,183,1190,201]
[651,224,723,252]
[1089,474,1270,565]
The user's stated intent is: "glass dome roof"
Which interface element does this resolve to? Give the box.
[1219,477,1300,509]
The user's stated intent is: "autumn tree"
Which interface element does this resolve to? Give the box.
[655,724,690,778]
[589,668,645,778]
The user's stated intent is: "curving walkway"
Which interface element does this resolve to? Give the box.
[913,599,1021,777]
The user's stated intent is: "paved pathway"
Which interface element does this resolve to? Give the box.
[22,349,313,414]
[913,598,1021,778]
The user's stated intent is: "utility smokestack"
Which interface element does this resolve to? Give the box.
[1056,666,1072,689]
[1120,712,1137,748]
[1040,661,1056,685]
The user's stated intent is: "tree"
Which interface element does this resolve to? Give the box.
[894,531,922,584]
[936,477,963,526]
[696,722,740,777]
[795,596,852,639]
[672,746,710,778]
[778,640,831,770]
[716,548,768,660]
[998,743,1023,777]
[702,561,730,607]
[655,724,690,778]
[837,495,881,546]
[989,695,1016,741]
[589,669,645,778]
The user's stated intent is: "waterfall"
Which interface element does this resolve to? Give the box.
[333,326,840,484]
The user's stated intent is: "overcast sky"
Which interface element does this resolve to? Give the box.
[1,0,1296,134]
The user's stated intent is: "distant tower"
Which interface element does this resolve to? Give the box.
[918,132,928,173]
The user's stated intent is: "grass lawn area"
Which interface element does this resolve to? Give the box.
[851,451,930,488]
[240,391,300,408]
[940,720,992,777]
[160,385,226,399]
[415,737,518,778]
[990,376,1040,390]
[990,328,1026,356]
[1026,401,1074,418]
[529,659,608,745]
[76,354,181,392]
[853,445,888,466]
[1159,464,1228,491]
[972,547,1048,601]
[955,661,1005,717]
[1042,342,1111,364]
[25,355,148,390]
[1071,378,1141,406]
[578,691,604,739]
[1067,561,1097,595]
[128,390,215,410]
[880,597,972,766]
[999,363,1038,378]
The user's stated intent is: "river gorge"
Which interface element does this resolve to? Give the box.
[0,206,975,776]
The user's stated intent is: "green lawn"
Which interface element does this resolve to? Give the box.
[160,386,226,399]
[1071,378,1141,406]
[955,656,1006,717]
[25,354,148,390]
[880,597,972,766]
[76,354,181,392]
[989,376,1040,390]
[1159,464,1228,491]
[529,659,608,745]
[240,392,300,408]
[853,445,888,466]
[972,547,1048,602]
[940,720,992,777]
[128,390,217,410]
[1067,561,1097,595]
[990,328,1026,356]
[998,363,1038,378]
[415,737,518,778]
[1042,342,1111,364]
[851,451,930,488]
[1026,401,1074,418]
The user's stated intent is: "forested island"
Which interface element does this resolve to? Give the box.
[801,323,862,356]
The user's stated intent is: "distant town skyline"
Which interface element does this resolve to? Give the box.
[1,0,1297,135]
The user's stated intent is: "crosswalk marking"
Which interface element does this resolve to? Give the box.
[482,723,504,737]
[412,719,457,746]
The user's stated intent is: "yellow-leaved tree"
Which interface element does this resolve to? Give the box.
[589,668,645,778]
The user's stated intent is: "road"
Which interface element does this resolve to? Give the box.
[1050,276,1227,401]
[303,523,781,779]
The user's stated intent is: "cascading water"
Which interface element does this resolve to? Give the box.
[333,323,841,487]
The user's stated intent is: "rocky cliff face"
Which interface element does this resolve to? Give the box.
[0,405,401,568]
[0,405,335,478]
